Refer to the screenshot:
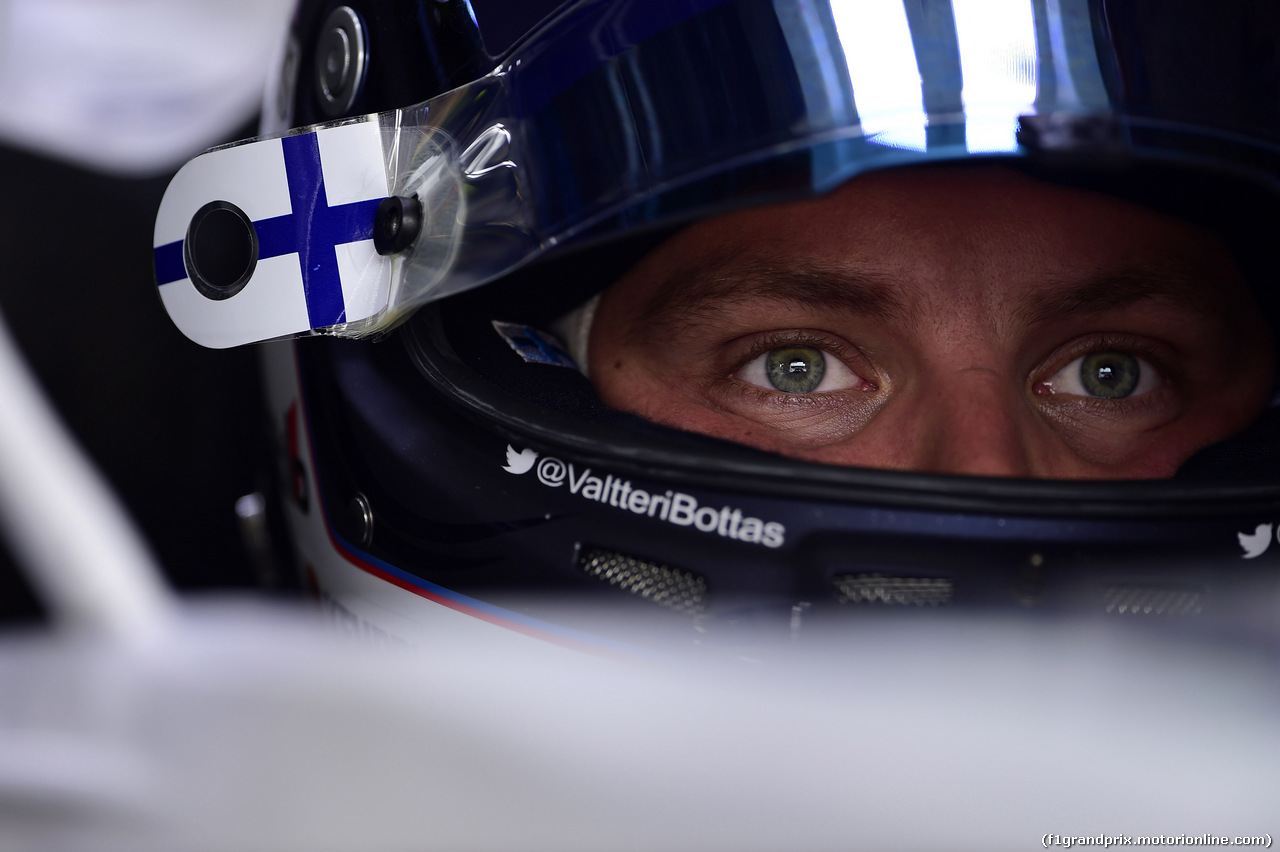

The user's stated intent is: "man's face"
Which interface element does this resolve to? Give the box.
[588,167,1275,478]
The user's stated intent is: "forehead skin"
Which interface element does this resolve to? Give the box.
[587,166,1276,479]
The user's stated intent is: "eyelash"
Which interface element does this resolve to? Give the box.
[723,330,1173,411]
[1033,333,1172,402]
[729,331,876,394]
[1041,333,1164,373]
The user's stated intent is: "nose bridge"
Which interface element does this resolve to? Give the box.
[913,364,1035,477]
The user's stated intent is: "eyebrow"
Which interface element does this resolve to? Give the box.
[635,251,912,339]
[1016,263,1226,327]
[635,247,1233,342]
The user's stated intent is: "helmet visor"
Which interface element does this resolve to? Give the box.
[154,0,1280,348]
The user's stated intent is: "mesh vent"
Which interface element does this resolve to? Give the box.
[1103,585,1203,617]
[578,547,707,616]
[833,573,953,606]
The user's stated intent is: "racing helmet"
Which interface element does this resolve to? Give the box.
[155,0,1280,651]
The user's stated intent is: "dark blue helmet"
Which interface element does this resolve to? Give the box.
[156,0,1280,652]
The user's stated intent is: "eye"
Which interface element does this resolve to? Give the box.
[1042,350,1160,399]
[737,345,867,394]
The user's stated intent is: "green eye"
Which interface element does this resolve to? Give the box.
[1079,351,1140,398]
[765,346,826,393]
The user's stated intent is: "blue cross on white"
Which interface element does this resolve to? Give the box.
[153,120,392,349]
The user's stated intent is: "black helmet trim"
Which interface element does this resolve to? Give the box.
[403,294,1280,520]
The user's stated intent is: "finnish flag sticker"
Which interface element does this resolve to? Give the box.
[153,120,392,349]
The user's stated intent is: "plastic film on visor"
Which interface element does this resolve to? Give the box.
[154,0,1125,348]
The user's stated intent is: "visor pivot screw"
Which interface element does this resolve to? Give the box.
[184,201,258,300]
[315,6,367,118]
[374,195,423,255]
[347,493,374,548]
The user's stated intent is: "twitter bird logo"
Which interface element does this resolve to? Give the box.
[1238,523,1274,559]
[503,445,538,475]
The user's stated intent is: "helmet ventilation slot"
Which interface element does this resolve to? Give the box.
[833,574,953,606]
[1101,585,1204,617]
[578,546,707,616]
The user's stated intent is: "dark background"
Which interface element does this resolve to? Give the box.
[0,134,267,623]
